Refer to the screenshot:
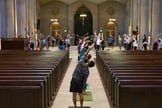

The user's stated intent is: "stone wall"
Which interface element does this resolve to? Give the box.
[40,1,128,37]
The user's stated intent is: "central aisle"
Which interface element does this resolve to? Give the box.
[51,46,111,108]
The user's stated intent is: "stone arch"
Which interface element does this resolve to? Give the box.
[74,5,93,37]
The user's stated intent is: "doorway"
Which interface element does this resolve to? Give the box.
[74,6,93,37]
[50,19,61,46]
[105,20,117,45]
[51,19,61,36]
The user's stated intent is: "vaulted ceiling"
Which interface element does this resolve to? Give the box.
[39,0,128,5]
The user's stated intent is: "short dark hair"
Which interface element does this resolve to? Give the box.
[87,54,92,60]
[84,58,88,63]
[83,54,92,63]
[88,60,95,68]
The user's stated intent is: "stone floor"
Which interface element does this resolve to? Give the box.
[50,46,124,108]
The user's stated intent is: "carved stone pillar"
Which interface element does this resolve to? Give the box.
[140,0,150,35]
[5,0,15,37]
[132,0,139,30]
[128,0,133,34]
[152,0,161,41]
[0,0,5,37]
[147,0,153,49]
[16,0,27,37]
[27,0,36,41]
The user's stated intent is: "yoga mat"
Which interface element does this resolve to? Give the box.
[68,106,90,108]
[76,91,93,101]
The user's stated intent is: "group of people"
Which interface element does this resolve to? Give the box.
[52,32,72,51]
[70,33,95,108]
[27,34,50,51]
[122,33,162,51]
[27,31,73,51]
[93,31,105,50]
[68,32,162,108]
[54,32,65,50]
[123,33,148,51]
[123,33,139,51]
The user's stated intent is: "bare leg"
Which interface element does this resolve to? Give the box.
[79,93,84,108]
[73,93,77,108]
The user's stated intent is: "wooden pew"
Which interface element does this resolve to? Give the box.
[108,68,162,108]
[0,64,61,95]
[0,71,51,108]
[110,70,162,107]
[0,50,70,108]
[96,50,162,108]
[0,76,49,108]
[1,38,26,50]
[113,73,162,107]
[116,80,162,108]
[0,80,45,108]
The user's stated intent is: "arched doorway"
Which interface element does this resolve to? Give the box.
[105,19,117,45]
[50,19,61,46]
[51,19,61,36]
[74,6,93,37]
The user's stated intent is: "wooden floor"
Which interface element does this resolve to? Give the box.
[50,46,119,108]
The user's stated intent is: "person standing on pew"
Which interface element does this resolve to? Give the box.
[69,43,95,108]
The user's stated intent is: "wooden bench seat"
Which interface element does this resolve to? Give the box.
[0,65,62,93]
[0,80,45,108]
[113,75,162,107]
[96,50,162,108]
[109,70,162,107]
[116,80,162,108]
[0,57,68,87]
[0,50,69,108]
[102,66,162,92]
[0,76,49,108]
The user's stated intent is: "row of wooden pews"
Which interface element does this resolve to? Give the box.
[96,50,162,108]
[0,50,70,108]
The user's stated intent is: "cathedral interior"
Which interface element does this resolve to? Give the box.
[0,0,162,49]
[1,1,162,108]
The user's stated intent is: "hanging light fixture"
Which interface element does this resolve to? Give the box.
[107,0,116,24]
[79,0,87,26]
[50,19,59,25]
[80,13,87,26]
[80,13,87,17]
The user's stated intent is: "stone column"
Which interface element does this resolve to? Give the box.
[5,0,15,38]
[0,0,5,37]
[148,0,152,35]
[136,0,141,47]
[128,0,133,34]
[140,0,150,35]
[0,0,5,50]
[27,0,37,41]
[152,0,161,41]
[139,0,152,50]
[132,0,138,30]
[147,0,153,49]
[16,0,27,37]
